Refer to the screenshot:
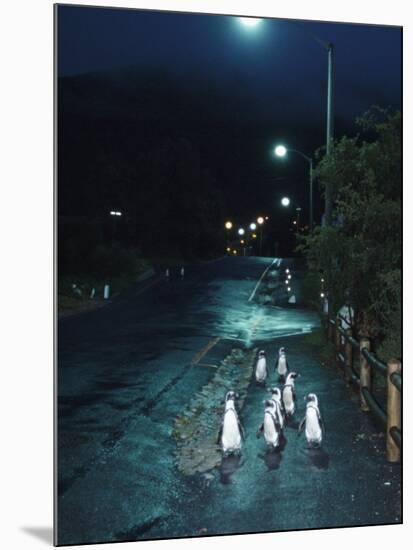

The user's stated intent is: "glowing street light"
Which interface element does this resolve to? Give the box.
[285,268,290,274]
[281,197,291,207]
[287,287,291,292]
[250,222,257,231]
[238,228,245,236]
[257,216,264,225]
[275,144,287,158]
[225,221,233,230]
[239,17,261,27]
[110,210,122,216]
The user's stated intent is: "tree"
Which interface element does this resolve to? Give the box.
[299,108,401,359]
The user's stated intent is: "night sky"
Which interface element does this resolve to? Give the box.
[57,5,401,249]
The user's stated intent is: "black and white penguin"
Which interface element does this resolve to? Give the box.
[269,387,285,430]
[282,372,299,416]
[298,393,325,447]
[217,391,244,455]
[255,350,267,384]
[257,400,281,449]
[275,346,289,383]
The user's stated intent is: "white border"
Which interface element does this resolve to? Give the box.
[0,1,409,549]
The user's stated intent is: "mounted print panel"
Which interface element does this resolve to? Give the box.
[55,3,402,546]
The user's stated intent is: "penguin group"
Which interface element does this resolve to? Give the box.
[217,346,325,456]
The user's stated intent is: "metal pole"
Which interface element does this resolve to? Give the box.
[309,159,313,230]
[325,43,334,226]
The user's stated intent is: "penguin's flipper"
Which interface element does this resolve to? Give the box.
[238,418,246,440]
[298,416,306,435]
[318,410,326,435]
[256,423,264,438]
[216,423,223,445]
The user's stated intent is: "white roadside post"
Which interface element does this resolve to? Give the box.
[103,284,110,300]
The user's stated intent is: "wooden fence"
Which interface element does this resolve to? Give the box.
[326,315,402,463]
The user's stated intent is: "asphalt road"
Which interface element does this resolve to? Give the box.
[57,257,401,545]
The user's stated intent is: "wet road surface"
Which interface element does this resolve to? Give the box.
[57,257,401,545]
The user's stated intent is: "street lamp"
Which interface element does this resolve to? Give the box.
[249,222,257,231]
[225,221,233,230]
[281,197,290,207]
[275,145,314,230]
[257,216,264,225]
[238,228,245,236]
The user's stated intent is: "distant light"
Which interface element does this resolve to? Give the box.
[226,247,231,252]
[320,292,325,298]
[250,222,257,230]
[287,287,291,292]
[321,278,325,283]
[275,145,287,157]
[225,221,233,230]
[285,280,288,284]
[240,239,245,244]
[293,220,297,225]
[252,233,257,239]
[257,216,264,225]
[110,210,122,216]
[265,216,269,220]
[285,268,290,274]
[281,197,290,207]
[233,250,238,255]
[287,274,291,280]
[239,17,261,27]
[238,228,245,236]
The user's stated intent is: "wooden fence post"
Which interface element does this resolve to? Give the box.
[386,358,401,463]
[335,317,341,367]
[344,328,353,383]
[359,338,371,411]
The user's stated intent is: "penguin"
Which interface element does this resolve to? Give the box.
[255,350,267,384]
[298,393,325,447]
[269,387,285,429]
[282,372,299,416]
[256,400,281,449]
[217,391,244,455]
[275,347,289,383]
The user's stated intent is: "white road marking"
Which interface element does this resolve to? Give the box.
[248,258,280,302]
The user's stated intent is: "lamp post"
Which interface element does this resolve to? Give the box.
[275,145,314,230]
[257,216,264,256]
[239,19,334,225]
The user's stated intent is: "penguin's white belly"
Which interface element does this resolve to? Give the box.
[283,388,295,414]
[305,409,322,443]
[222,411,241,451]
[256,358,267,382]
[278,357,287,375]
[264,415,279,447]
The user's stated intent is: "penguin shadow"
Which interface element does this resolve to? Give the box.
[218,454,244,485]
[258,447,283,471]
[307,446,330,470]
[285,417,299,430]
